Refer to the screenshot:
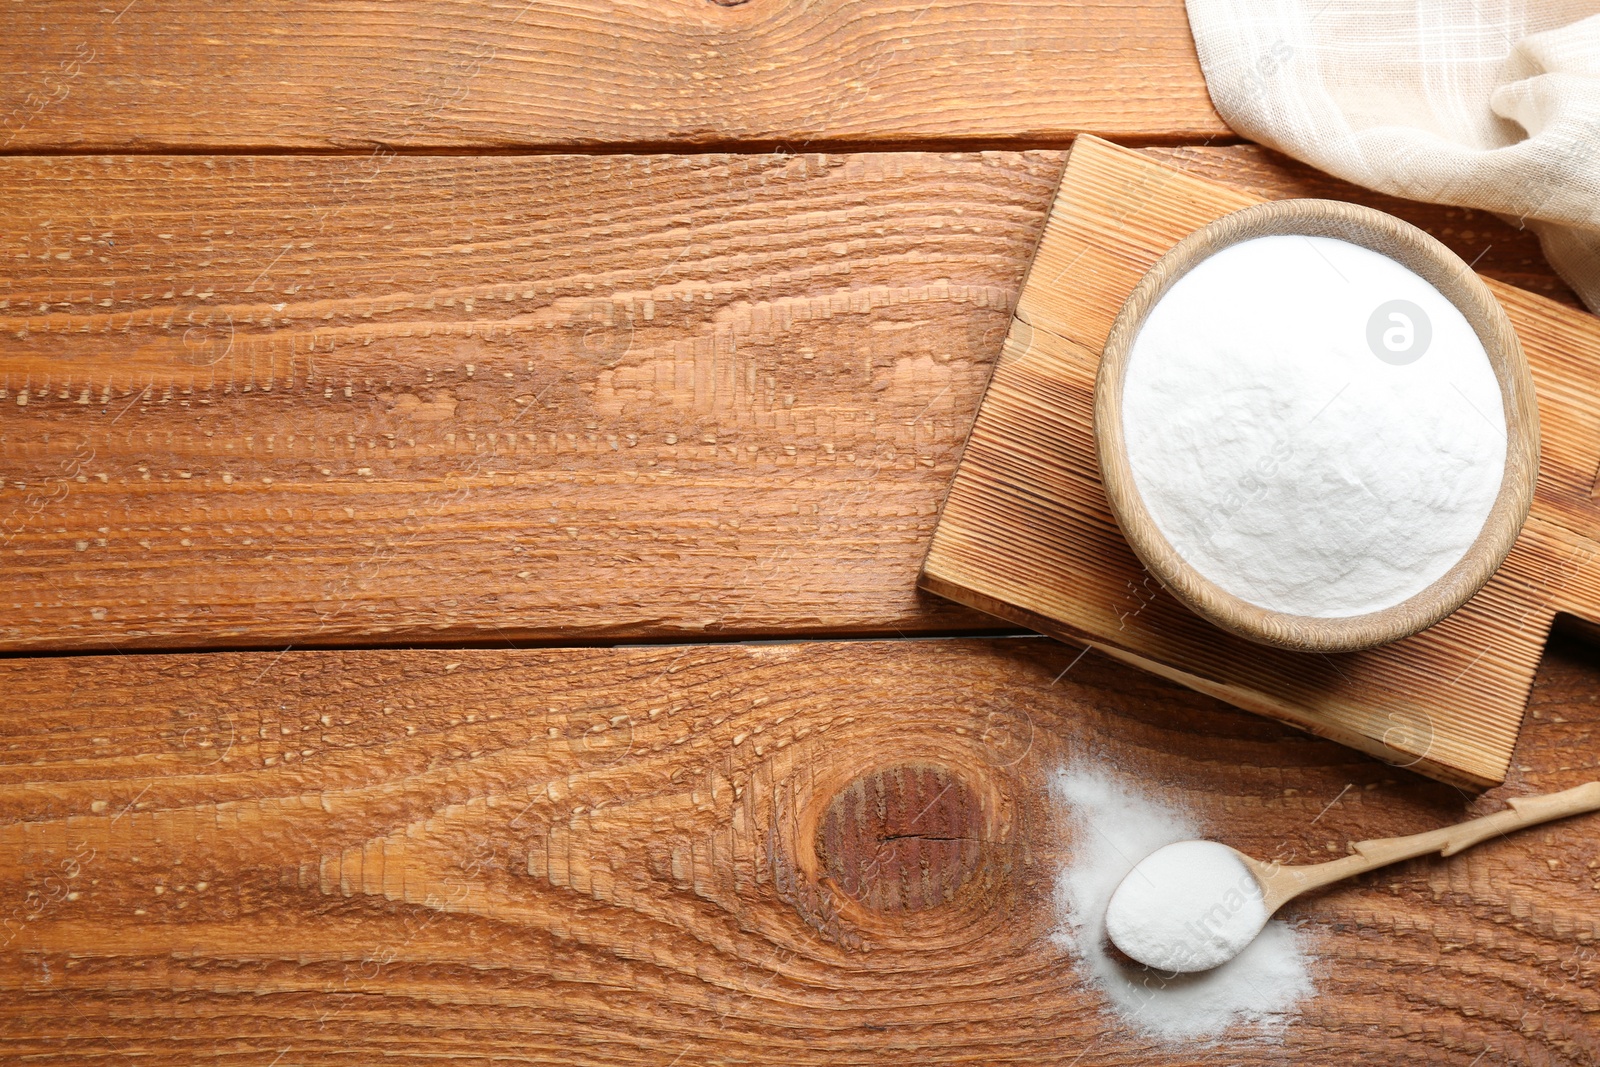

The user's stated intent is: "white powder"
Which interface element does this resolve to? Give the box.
[1121,234,1506,618]
[1050,762,1314,1042]
[1104,840,1268,972]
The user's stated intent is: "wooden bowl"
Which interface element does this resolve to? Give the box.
[1093,199,1539,653]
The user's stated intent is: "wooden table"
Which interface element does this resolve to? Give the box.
[2,4,1596,1064]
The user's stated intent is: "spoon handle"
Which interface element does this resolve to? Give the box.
[1260,781,1600,910]
[1352,781,1600,864]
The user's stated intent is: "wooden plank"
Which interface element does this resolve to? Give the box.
[920,137,1600,788]
[1,635,1598,1063]
[0,0,1224,152]
[0,150,1066,650]
[2,146,1587,652]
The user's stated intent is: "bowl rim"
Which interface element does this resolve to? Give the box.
[1093,198,1540,654]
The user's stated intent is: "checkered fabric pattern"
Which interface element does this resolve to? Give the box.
[1186,0,1600,313]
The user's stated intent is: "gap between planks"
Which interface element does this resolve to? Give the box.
[0,627,1039,663]
[0,134,1250,159]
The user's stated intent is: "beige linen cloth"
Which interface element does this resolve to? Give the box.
[1184,1,1600,312]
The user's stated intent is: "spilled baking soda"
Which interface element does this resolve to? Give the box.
[1049,762,1314,1042]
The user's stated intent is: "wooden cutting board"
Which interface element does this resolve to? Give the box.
[920,136,1600,788]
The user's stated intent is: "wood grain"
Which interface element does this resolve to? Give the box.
[1,635,1597,1064]
[0,0,1225,152]
[0,150,1067,650]
[6,4,1594,1060]
[920,136,1600,787]
[2,144,1588,653]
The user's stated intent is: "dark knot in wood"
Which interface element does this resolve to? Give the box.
[815,762,984,913]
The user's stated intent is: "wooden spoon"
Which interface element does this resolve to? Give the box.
[1105,781,1600,973]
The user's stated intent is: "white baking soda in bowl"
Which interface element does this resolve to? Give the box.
[1121,234,1507,618]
